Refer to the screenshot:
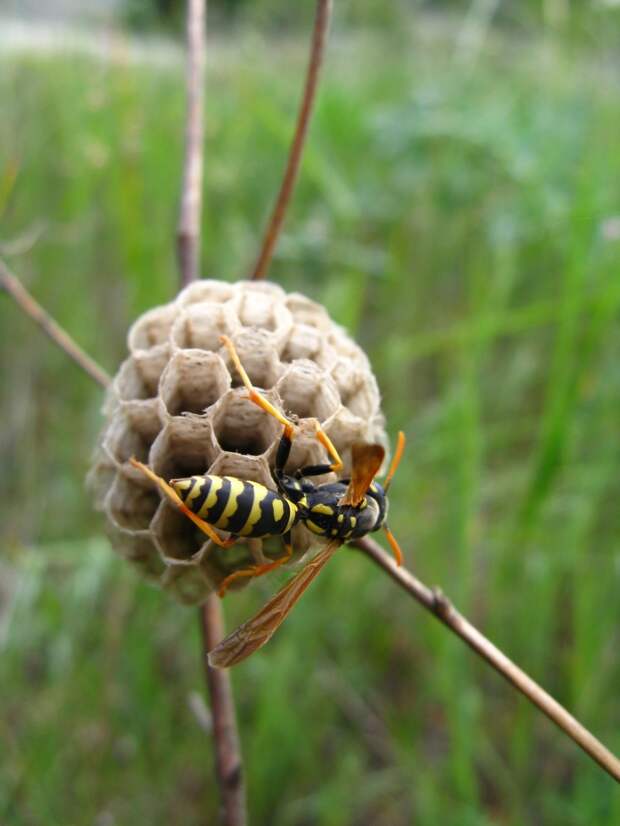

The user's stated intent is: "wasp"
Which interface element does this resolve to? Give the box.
[131,335,405,668]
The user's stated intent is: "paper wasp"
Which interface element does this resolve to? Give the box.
[131,335,405,668]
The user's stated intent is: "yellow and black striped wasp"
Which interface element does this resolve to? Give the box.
[131,335,405,668]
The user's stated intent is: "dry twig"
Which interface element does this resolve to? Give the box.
[201,597,246,826]
[353,536,620,784]
[251,0,332,281]
[0,258,111,389]
[177,0,207,287]
[175,2,247,823]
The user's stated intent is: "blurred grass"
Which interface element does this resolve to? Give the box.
[2,12,620,826]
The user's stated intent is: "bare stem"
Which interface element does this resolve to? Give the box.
[0,258,111,389]
[177,0,206,287]
[353,535,620,784]
[176,1,247,820]
[250,0,332,281]
[200,596,247,826]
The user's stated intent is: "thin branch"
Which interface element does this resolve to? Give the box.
[200,596,247,826]
[176,2,247,821]
[0,258,111,389]
[177,0,206,287]
[353,536,620,784]
[250,0,332,281]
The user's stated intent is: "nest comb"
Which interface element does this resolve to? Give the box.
[88,280,387,604]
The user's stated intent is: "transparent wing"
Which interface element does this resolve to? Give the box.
[208,539,341,668]
[340,443,385,507]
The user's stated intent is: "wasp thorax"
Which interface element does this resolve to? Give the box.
[88,280,387,605]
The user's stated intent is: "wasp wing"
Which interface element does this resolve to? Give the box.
[340,443,385,507]
[208,539,341,669]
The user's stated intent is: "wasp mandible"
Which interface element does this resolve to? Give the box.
[131,335,405,667]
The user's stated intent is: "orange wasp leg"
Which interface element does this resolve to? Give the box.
[218,541,294,598]
[129,458,236,549]
[220,334,343,471]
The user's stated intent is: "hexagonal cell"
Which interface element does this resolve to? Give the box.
[105,473,160,531]
[128,303,177,351]
[115,346,170,401]
[149,416,216,481]
[219,329,283,391]
[86,458,117,510]
[119,398,162,444]
[130,552,167,582]
[207,449,274,489]
[159,350,230,416]
[285,293,331,330]
[322,407,369,474]
[161,564,213,605]
[151,500,206,564]
[103,413,153,466]
[276,362,340,422]
[339,368,380,420]
[210,389,281,458]
[281,322,325,364]
[328,326,369,366]
[177,279,235,307]
[201,539,254,579]
[105,525,166,579]
[170,302,240,352]
[231,282,291,338]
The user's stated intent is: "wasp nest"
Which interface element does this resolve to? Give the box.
[89,280,387,604]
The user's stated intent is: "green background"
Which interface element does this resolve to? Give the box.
[1,3,620,824]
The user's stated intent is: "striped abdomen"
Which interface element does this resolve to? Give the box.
[171,475,298,538]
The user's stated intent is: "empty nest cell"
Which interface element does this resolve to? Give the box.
[177,279,236,307]
[210,390,281,457]
[103,413,153,465]
[170,302,239,352]
[149,416,216,481]
[159,350,230,416]
[128,304,177,351]
[114,347,170,401]
[276,362,340,421]
[151,501,208,564]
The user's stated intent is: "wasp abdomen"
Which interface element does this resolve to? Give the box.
[171,475,297,538]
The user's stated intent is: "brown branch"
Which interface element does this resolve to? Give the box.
[176,2,247,821]
[0,258,111,389]
[250,0,332,281]
[353,536,620,784]
[177,0,206,287]
[200,596,247,826]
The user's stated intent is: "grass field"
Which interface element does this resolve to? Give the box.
[1,12,620,825]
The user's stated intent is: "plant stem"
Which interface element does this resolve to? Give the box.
[176,1,248,820]
[200,597,247,826]
[177,0,206,287]
[250,0,332,281]
[353,535,620,784]
[0,259,111,389]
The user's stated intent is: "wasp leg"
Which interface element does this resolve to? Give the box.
[220,335,343,476]
[220,334,295,439]
[218,533,294,597]
[383,525,404,567]
[130,458,236,548]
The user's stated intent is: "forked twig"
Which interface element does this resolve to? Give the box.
[200,597,246,826]
[176,2,247,823]
[250,0,332,281]
[0,258,111,389]
[177,0,207,287]
[353,536,620,784]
